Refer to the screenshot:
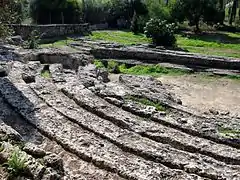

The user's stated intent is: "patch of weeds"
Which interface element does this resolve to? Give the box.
[94,59,191,77]
[41,70,51,79]
[126,95,166,111]
[225,74,240,80]
[93,60,106,69]
[107,60,120,73]
[218,127,240,139]
[94,60,120,73]
[41,65,51,79]
[119,64,191,77]
[5,148,28,177]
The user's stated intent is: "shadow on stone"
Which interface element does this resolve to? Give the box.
[0,78,43,145]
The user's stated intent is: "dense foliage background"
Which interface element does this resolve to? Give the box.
[26,0,240,28]
[1,0,240,41]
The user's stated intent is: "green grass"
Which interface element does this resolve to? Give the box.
[126,95,166,111]
[218,127,240,139]
[94,60,191,77]
[40,38,75,48]
[6,148,27,177]
[41,70,51,78]
[94,60,240,80]
[88,31,150,45]
[39,30,240,58]
[89,30,240,58]
[225,74,240,80]
[119,64,191,76]
[177,33,240,58]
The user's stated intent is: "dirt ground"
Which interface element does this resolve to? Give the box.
[158,75,240,117]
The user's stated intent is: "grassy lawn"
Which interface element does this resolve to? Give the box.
[177,32,240,58]
[88,30,150,45]
[89,30,240,58]
[40,30,240,58]
[95,60,193,77]
[40,38,75,48]
[94,59,240,80]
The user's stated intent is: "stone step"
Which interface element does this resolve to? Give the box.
[27,73,240,179]
[91,47,240,70]
[49,64,240,166]
[118,75,240,148]
[0,95,123,180]
[0,78,203,180]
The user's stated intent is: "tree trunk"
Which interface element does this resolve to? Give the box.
[61,12,64,24]
[49,12,52,24]
[196,22,200,32]
[219,0,225,24]
[82,0,86,22]
[194,17,200,33]
[229,0,238,25]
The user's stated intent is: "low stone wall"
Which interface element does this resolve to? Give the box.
[90,23,108,30]
[91,47,240,70]
[10,24,91,39]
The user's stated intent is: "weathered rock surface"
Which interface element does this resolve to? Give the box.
[0,60,239,180]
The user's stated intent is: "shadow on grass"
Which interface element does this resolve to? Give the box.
[180,31,240,44]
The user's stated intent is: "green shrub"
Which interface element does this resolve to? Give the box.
[107,60,120,73]
[25,30,40,49]
[144,19,177,46]
[94,60,106,69]
[6,148,27,177]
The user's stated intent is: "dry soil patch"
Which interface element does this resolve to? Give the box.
[158,75,240,117]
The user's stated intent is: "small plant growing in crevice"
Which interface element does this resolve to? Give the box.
[94,60,120,73]
[218,127,240,139]
[107,60,120,73]
[126,95,167,112]
[41,65,51,79]
[41,70,51,78]
[94,60,106,69]
[5,148,28,177]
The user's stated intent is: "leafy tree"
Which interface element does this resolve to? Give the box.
[130,0,148,33]
[229,0,238,25]
[30,0,83,24]
[144,19,177,46]
[172,0,221,32]
[146,0,171,20]
[83,0,111,24]
[0,0,24,38]
[218,0,225,24]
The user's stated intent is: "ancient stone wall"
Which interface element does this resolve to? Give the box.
[90,23,109,30]
[10,24,91,39]
[91,47,240,70]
